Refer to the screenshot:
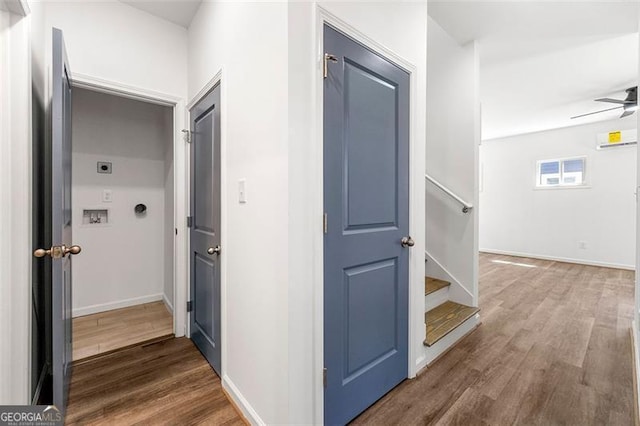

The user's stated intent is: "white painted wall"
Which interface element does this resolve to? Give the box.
[188,2,289,424]
[39,1,187,98]
[287,3,427,423]
[426,17,479,307]
[71,88,173,316]
[480,117,637,269]
[0,4,32,405]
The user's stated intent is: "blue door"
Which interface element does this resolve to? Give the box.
[323,25,411,425]
[189,84,222,374]
[38,27,75,414]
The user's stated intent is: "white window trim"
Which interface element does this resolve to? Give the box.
[535,155,588,189]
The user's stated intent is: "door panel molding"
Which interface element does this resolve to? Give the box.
[312,7,425,425]
[185,70,227,376]
[189,82,222,374]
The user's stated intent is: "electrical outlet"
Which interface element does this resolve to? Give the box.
[103,189,113,203]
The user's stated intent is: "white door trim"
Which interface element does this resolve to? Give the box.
[312,6,425,424]
[185,70,227,379]
[71,72,188,338]
[0,7,32,405]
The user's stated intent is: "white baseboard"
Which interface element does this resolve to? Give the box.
[72,293,164,318]
[163,293,174,314]
[222,374,265,426]
[632,321,640,423]
[480,248,635,271]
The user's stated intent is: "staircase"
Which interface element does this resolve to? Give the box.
[424,277,479,348]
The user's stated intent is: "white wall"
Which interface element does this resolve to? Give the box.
[426,17,479,306]
[71,88,173,316]
[188,2,290,424]
[480,117,637,269]
[40,1,187,98]
[0,4,32,405]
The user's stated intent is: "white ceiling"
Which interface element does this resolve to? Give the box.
[119,0,202,28]
[429,1,640,140]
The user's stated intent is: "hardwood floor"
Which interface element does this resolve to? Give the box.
[425,277,451,295]
[73,301,173,361]
[353,253,636,425]
[66,337,246,425]
[425,301,480,346]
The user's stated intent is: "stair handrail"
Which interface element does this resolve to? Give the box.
[425,173,473,214]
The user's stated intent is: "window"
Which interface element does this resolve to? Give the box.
[536,157,586,187]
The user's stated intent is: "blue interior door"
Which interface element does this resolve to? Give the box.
[51,27,74,414]
[189,84,222,374]
[323,25,411,425]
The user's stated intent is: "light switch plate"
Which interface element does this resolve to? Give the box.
[103,189,113,203]
[238,179,247,203]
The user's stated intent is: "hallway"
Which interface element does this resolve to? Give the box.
[66,337,245,425]
[64,254,635,425]
[353,253,635,425]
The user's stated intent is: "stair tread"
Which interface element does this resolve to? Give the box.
[425,277,451,295]
[424,301,479,346]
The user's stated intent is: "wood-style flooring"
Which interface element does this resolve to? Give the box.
[354,253,636,425]
[66,337,246,425]
[73,301,173,361]
[425,301,480,347]
[425,277,451,295]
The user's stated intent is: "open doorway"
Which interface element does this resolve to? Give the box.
[69,87,175,361]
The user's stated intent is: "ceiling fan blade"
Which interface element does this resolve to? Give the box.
[620,110,635,118]
[571,106,623,119]
[594,98,632,104]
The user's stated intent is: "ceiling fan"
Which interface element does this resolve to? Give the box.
[571,86,638,119]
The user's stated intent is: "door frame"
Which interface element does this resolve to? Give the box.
[312,6,426,424]
[186,70,227,376]
[0,4,32,404]
[70,72,188,338]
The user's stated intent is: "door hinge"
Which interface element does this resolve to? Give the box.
[323,367,327,388]
[187,216,193,228]
[323,53,338,79]
[182,129,191,143]
[323,213,328,234]
[187,301,193,312]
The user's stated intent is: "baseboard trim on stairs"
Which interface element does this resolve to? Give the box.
[427,322,481,368]
[424,250,475,303]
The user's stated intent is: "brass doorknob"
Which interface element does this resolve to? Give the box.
[207,246,221,255]
[65,245,82,255]
[400,236,415,248]
[33,248,51,258]
[34,244,82,258]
